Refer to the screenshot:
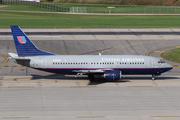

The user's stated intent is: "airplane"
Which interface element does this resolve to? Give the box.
[9,26,173,82]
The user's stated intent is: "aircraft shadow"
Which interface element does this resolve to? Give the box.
[123,76,179,80]
[30,74,130,85]
[88,80,129,85]
[30,74,179,86]
[30,74,88,80]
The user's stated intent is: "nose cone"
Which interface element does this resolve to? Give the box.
[160,63,173,73]
[166,63,173,70]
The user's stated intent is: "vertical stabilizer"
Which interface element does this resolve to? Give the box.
[10,26,54,57]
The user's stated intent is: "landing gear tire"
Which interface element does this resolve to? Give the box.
[152,75,155,80]
[88,74,95,82]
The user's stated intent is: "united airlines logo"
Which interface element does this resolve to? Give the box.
[102,58,144,62]
[17,36,26,44]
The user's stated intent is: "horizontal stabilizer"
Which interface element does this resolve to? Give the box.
[8,53,18,58]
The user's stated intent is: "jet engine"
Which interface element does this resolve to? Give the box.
[104,70,122,80]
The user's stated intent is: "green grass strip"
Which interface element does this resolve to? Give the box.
[0,5,54,12]
[161,48,180,63]
[1,11,180,28]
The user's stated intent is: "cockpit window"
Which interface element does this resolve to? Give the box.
[158,59,165,63]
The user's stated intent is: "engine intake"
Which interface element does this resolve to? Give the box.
[104,70,122,80]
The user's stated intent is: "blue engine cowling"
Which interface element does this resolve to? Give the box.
[104,70,122,80]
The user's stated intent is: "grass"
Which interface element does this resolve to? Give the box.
[50,0,179,6]
[1,11,180,28]
[161,48,180,63]
[57,4,180,14]
[2,4,180,14]
[57,3,176,8]
[0,5,55,12]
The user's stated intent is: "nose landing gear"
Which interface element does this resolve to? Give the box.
[152,75,155,80]
[152,74,161,80]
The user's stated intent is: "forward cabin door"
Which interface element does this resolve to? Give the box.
[148,59,154,68]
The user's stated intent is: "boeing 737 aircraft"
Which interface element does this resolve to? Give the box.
[9,26,173,82]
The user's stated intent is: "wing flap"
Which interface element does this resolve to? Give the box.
[74,69,114,74]
[73,69,104,74]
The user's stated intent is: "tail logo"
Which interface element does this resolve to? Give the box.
[17,36,26,44]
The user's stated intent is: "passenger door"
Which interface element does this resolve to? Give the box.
[148,60,154,68]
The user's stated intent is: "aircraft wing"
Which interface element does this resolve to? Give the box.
[73,69,113,74]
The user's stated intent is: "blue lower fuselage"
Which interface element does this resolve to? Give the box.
[34,67,172,75]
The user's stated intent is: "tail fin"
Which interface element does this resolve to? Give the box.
[10,26,54,57]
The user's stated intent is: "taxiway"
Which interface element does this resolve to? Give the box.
[0,28,180,120]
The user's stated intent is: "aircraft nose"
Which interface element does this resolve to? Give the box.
[167,63,173,70]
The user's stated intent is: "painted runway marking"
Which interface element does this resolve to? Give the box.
[146,45,180,68]
[77,116,105,118]
[0,66,23,67]
[145,45,178,56]
[8,86,34,88]
[71,86,96,88]
[100,40,165,54]
[154,50,165,53]
[2,117,30,119]
[151,116,180,117]
[0,54,9,65]
[128,86,152,87]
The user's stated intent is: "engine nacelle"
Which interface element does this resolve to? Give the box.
[104,70,122,80]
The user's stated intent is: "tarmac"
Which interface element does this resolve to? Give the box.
[0,28,180,120]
